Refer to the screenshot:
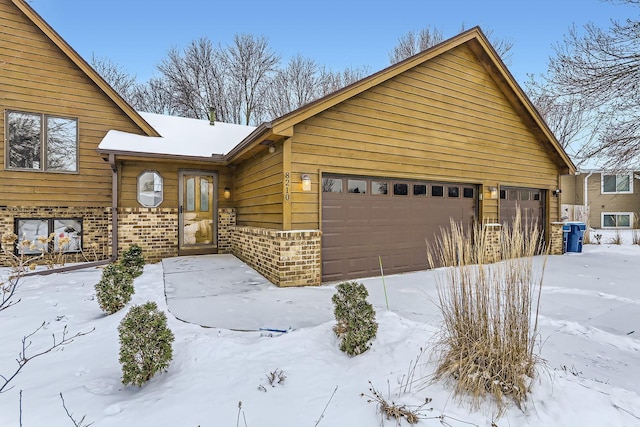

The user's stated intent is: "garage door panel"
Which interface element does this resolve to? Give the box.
[322,175,476,281]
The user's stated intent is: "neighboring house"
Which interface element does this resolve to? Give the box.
[561,171,640,229]
[1,0,575,286]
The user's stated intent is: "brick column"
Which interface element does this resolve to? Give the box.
[549,222,565,255]
[482,223,502,264]
[217,208,236,254]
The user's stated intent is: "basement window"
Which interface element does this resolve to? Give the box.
[15,218,82,255]
[602,212,632,228]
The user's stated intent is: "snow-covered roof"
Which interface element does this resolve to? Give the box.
[98,112,256,158]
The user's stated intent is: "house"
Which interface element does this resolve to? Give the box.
[1,0,575,286]
[561,171,640,229]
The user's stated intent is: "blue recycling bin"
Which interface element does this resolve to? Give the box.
[566,222,586,253]
[562,224,571,253]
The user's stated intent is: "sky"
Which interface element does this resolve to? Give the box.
[1,231,640,426]
[29,0,640,87]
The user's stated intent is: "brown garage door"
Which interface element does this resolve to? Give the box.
[499,187,546,233]
[321,175,477,282]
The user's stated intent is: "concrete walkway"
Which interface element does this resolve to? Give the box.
[162,254,335,331]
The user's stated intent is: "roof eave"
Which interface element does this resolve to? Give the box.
[97,148,227,164]
[11,0,160,138]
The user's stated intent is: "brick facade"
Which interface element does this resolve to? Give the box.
[482,224,502,263]
[549,222,565,255]
[117,207,179,263]
[218,208,236,254]
[231,226,322,287]
[0,206,111,266]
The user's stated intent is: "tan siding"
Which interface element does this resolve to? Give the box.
[586,173,640,228]
[119,161,231,209]
[0,0,145,207]
[290,44,561,229]
[233,145,284,229]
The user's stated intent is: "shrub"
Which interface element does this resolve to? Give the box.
[118,302,174,386]
[120,245,145,278]
[332,281,378,356]
[95,263,134,315]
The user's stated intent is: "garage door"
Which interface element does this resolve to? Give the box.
[321,175,477,282]
[499,187,546,233]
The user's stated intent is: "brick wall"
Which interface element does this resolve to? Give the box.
[218,208,236,254]
[0,206,111,266]
[231,226,322,287]
[482,223,502,263]
[549,222,565,255]
[117,207,179,263]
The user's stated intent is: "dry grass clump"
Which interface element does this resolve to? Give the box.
[426,213,546,414]
[609,230,623,245]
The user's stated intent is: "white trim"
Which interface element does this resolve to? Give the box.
[601,212,634,228]
[600,173,633,194]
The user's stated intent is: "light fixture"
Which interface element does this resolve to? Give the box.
[489,186,498,200]
[553,189,562,197]
[301,174,311,192]
[223,187,231,200]
[268,145,276,154]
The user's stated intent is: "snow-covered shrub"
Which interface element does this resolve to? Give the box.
[332,281,378,356]
[95,263,134,314]
[119,245,145,278]
[118,302,174,386]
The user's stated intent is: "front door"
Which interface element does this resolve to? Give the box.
[178,171,217,255]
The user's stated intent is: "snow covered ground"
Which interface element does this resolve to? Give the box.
[1,233,640,426]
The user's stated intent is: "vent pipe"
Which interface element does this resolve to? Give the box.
[209,107,216,125]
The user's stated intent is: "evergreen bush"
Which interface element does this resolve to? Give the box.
[120,245,145,278]
[118,302,174,386]
[332,281,378,356]
[95,263,134,315]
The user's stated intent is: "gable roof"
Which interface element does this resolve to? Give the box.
[228,27,576,174]
[10,0,159,137]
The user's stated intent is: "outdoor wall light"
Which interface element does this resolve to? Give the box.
[553,189,562,197]
[301,174,312,192]
[268,145,276,154]
[224,187,231,199]
[489,186,498,200]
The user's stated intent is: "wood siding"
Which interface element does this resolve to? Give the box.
[585,173,640,228]
[290,44,561,230]
[0,0,144,207]
[233,144,284,228]
[118,161,233,209]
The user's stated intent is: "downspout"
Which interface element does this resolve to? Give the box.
[109,153,118,262]
[584,171,593,212]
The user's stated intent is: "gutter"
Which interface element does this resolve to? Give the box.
[583,171,593,210]
[224,122,272,161]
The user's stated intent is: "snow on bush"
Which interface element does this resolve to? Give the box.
[332,281,378,356]
[95,263,134,315]
[118,301,174,386]
[119,245,145,278]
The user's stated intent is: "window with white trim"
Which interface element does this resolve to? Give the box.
[5,111,78,172]
[602,212,633,228]
[137,171,164,207]
[15,218,82,254]
[601,173,633,194]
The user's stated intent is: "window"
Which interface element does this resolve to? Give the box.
[15,218,82,254]
[393,183,408,196]
[347,179,367,194]
[431,185,444,197]
[322,177,342,193]
[413,184,427,196]
[602,174,632,194]
[602,213,632,228]
[372,181,388,195]
[6,111,78,172]
[463,188,474,198]
[448,187,460,198]
[137,171,164,207]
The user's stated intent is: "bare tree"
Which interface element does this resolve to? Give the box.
[130,77,177,115]
[264,54,320,118]
[544,2,640,168]
[389,25,513,64]
[90,55,137,105]
[389,26,445,64]
[221,33,280,125]
[317,66,370,97]
[157,38,229,121]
